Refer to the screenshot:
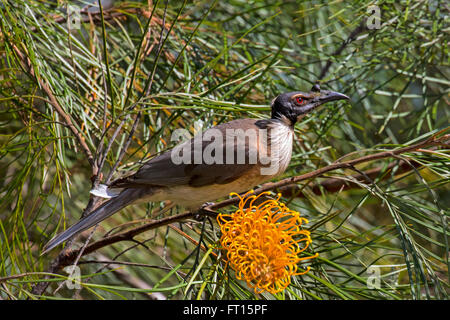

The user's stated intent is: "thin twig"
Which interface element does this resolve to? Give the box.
[56,211,198,267]
[102,0,167,183]
[53,225,98,295]
[278,159,420,198]
[94,49,110,186]
[10,44,97,171]
[318,21,368,80]
[105,112,142,184]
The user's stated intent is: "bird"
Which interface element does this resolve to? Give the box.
[42,84,349,253]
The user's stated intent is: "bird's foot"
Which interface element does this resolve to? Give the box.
[193,202,215,221]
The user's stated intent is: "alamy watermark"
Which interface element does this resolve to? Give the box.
[367,5,381,30]
[366,264,404,289]
[67,5,81,30]
[169,121,282,175]
[63,265,81,290]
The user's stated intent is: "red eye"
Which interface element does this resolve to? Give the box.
[296,96,304,104]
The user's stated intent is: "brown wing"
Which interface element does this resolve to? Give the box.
[110,119,263,188]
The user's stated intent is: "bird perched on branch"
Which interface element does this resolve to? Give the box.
[43,84,348,253]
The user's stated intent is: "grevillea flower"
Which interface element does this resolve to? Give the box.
[217,190,318,294]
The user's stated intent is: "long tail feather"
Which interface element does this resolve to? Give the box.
[42,188,142,254]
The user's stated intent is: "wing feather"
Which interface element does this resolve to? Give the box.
[110,119,262,188]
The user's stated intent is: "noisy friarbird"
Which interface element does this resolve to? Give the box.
[43,84,349,253]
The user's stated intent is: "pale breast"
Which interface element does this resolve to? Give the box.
[266,121,294,177]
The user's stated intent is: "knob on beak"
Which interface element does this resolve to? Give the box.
[311,83,321,92]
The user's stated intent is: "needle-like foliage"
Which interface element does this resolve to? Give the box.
[0,0,448,300]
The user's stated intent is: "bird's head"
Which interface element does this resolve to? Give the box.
[271,84,349,126]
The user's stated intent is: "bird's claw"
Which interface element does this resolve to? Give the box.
[193,202,215,221]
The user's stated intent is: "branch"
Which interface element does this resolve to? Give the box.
[209,133,449,210]
[318,21,368,80]
[39,133,449,273]
[89,253,166,300]
[10,44,96,171]
[278,159,420,198]
[52,211,199,268]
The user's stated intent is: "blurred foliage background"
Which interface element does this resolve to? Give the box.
[0,0,448,300]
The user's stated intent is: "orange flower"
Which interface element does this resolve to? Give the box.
[217,191,318,294]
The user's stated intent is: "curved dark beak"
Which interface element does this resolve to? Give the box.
[293,89,349,116]
[317,90,349,104]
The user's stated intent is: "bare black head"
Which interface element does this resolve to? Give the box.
[271,84,349,126]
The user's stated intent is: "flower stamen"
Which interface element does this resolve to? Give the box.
[217,191,318,294]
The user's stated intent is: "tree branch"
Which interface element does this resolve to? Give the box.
[38,133,449,275]
[278,159,421,198]
[209,133,449,210]
[318,21,368,80]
